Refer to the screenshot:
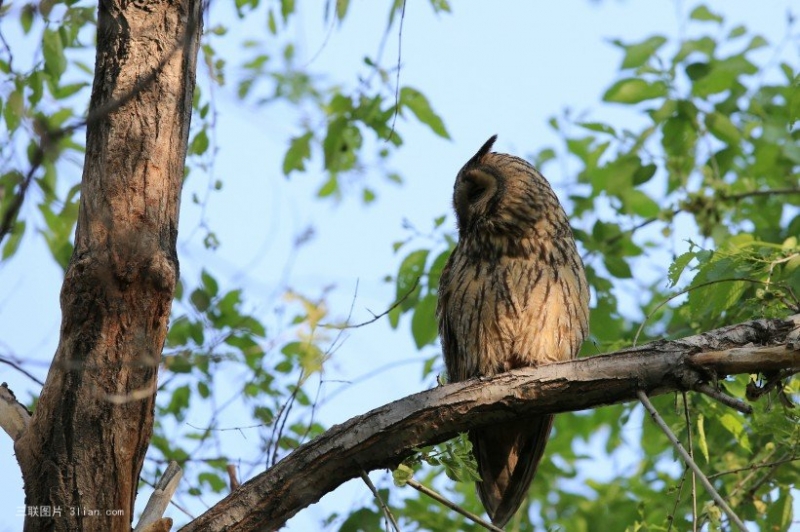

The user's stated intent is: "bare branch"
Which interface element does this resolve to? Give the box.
[135,461,183,532]
[179,314,799,531]
[360,471,401,532]
[0,354,44,386]
[681,392,698,531]
[637,391,746,531]
[721,188,800,201]
[707,454,798,480]
[321,276,420,330]
[227,465,240,491]
[405,478,503,532]
[693,383,752,414]
[0,382,30,441]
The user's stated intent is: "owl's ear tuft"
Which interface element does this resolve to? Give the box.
[468,135,498,166]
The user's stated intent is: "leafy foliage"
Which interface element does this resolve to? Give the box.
[387,4,799,530]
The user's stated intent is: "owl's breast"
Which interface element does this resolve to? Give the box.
[442,243,587,379]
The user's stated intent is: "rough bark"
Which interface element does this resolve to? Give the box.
[182,314,800,531]
[14,0,202,530]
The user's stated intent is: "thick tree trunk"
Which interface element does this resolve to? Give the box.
[14,0,202,530]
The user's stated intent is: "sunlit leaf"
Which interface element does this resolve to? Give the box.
[603,79,667,104]
[399,87,450,138]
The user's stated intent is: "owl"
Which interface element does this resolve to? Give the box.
[437,135,590,527]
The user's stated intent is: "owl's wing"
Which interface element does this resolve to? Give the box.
[436,254,469,383]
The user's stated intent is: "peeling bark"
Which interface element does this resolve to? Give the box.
[14,1,202,530]
[181,315,799,531]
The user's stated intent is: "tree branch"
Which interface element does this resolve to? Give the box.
[637,390,746,531]
[180,314,799,531]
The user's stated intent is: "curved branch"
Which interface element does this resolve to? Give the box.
[180,314,799,531]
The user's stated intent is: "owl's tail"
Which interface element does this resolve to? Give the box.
[470,414,554,528]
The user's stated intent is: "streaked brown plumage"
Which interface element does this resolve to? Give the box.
[437,135,590,527]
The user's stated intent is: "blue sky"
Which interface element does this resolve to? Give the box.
[0,1,796,529]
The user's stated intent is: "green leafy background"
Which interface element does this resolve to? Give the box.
[0,1,798,530]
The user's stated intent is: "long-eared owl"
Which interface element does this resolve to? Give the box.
[437,135,590,527]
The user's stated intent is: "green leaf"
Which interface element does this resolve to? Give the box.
[411,293,438,349]
[689,5,723,23]
[578,122,616,135]
[632,163,657,185]
[165,353,193,373]
[317,176,338,198]
[766,489,793,530]
[619,35,667,70]
[428,249,451,290]
[53,82,89,100]
[42,28,67,79]
[392,463,414,487]
[21,5,35,34]
[604,256,632,278]
[603,79,667,104]
[280,0,295,21]
[692,55,757,97]
[396,249,427,311]
[667,251,695,287]
[362,187,375,203]
[591,155,640,191]
[201,269,219,297]
[727,25,747,39]
[282,132,312,175]
[166,385,191,420]
[335,0,349,20]
[745,35,768,51]
[2,221,25,260]
[674,36,716,63]
[191,288,211,312]
[705,112,740,145]
[4,88,23,131]
[696,414,709,463]
[621,189,660,218]
[399,87,450,138]
[685,62,711,81]
[719,412,751,452]
[189,129,210,155]
[198,472,227,493]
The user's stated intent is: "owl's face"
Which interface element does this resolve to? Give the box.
[452,135,563,239]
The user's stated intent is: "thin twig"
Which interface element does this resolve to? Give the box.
[360,471,401,532]
[320,276,420,330]
[0,355,45,386]
[405,478,504,532]
[721,188,800,201]
[387,0,407,142]
[725,449,779,503]
[694,383,753,414]
[637,390,747,531]
[581,207,680,263]
[269,372,303,468]
[708,454,797,480]
[667,465,689,532]
[743,459,785,500]
[681,392,698,531]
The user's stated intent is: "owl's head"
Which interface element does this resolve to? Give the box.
[452,135,567,239]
